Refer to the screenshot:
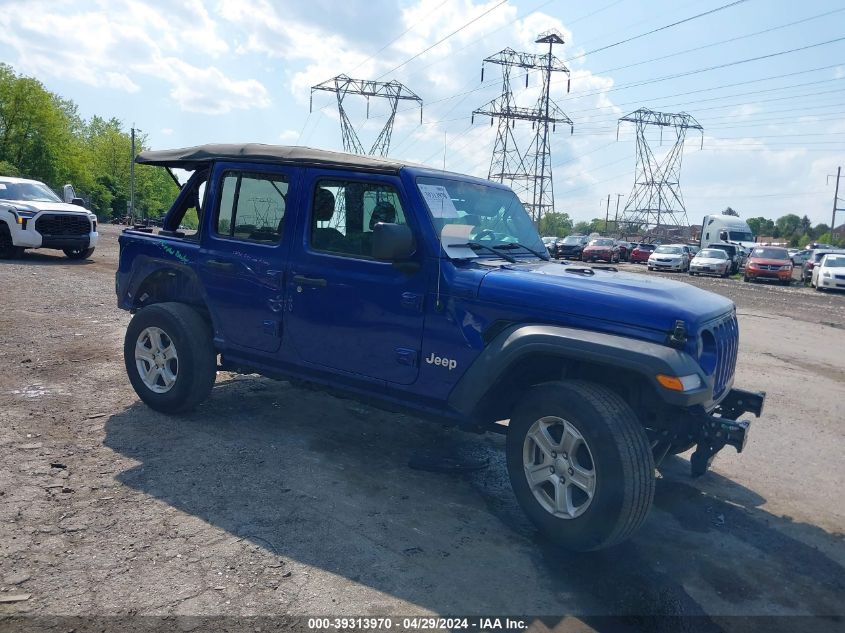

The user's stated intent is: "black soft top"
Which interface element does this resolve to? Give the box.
[135,143,414,173]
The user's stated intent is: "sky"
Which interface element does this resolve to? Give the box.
[1,0,844,226]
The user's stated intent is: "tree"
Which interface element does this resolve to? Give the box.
[0,64,178,220]
[538,212,573,237]
[746,216,775,238]
[721,207,739,216]
[811,223,830,240]
[775,214,802,239]
[800,215,812,234]
[573,221,592,235]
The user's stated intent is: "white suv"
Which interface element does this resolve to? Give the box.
[0,176,99,259]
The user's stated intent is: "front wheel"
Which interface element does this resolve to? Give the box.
[64,247,95,259]
[124,302,217,413]
[0,223,24,259]
[506,380,655,551]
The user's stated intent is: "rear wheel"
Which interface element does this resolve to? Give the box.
[506,380,655,551]
[124,302,217,413]
[63,246,95,260]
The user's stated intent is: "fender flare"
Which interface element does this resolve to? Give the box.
[121,257,213,322]
[448,324,714,415]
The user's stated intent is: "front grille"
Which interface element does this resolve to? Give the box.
[710,313,739,399]
[835,274,845,280]
[35,214,90,236]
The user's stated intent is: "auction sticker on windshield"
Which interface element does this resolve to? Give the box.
[418,184,459,218]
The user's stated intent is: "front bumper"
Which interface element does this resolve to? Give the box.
[746,268,791,280]
[817,275,845,289]
[650,259,684,270]
[690,264,728,275]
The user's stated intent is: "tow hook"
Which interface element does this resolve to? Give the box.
[690,417,751,477]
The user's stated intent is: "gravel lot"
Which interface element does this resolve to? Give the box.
[1,225,843,630]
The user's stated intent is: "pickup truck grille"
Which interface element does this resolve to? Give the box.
[711,313,739,399]
[35,214,90,236]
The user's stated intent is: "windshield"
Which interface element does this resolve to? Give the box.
[589,239,614,246]
[751,247,788,259]
[655,246,681,254]
[698,249,727,259]
[729,230,753,242]
[636,243,655,250]
[563,236,583,245]
[416,176,544,255]
[821,255,845,267]
[0,181,61,203]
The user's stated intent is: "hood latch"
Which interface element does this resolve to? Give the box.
[668,319,688,349]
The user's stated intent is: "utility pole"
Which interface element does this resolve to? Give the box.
[130,126,136,224]
[604,194,611,235]
[310,75,422,156]
[618,108,704,239]
[614,193,624,235]
[472,29,573,224]
[828,166,843,243]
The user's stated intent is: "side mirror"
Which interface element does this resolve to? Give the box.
[71,197,85,207]
[373,223,415,260]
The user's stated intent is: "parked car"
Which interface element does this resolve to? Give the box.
[811,253,845,291]
[647,244,690,272]
[0,176,99,259]
[116,143,764,551]
[616,241,632,262]
[554,234,589,260]
[541,236,557,256]
[743,246,793,285]
[802,248,845,284]
[705,243,740,274]
[629,242,655,264]
[689,248,731,278]
[582,237,620,263]
[791,250,811,267]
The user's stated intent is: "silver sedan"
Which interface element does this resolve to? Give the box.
[688,248,732,278]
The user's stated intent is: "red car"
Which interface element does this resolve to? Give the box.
[582,238,620,263]
[629,243,655,264]
[743,246,793,285]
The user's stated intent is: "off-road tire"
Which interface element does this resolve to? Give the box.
[743,274,749,282]
[506,380,655,551]
[0,223,23,259]
[124,302,217,413]
[63,246,95,259]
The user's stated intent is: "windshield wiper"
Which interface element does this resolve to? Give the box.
[494,242,550,261]
[457,241,517,263]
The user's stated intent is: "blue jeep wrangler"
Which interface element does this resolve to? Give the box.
[116,144,764,551]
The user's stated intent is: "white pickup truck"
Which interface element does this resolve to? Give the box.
[0,176,99,259]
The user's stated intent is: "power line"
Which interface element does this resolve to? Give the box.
[374,0,510,80]
[591,7,845,76]
[561,0,751,64]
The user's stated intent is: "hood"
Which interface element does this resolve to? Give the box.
[1,200,90,214]
[692,257,729,265]
[650,252,683,259]
[476,261,733,337]
[748,257,790,266]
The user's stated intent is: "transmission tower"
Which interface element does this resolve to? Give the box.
[472,30,573,223]
[617,108,703,236]
[310,74,422,156]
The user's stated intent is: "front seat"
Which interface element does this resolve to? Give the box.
[311,188,345,251]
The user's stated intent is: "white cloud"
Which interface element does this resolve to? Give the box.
[161,128,174,136]
[279,129,299,142]
[0,0,265,113]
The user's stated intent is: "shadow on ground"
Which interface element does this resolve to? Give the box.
[102,377,844,630]
[0,250,93,266]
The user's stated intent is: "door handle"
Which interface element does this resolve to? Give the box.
[293,275,327,288]
[207,259,235,271]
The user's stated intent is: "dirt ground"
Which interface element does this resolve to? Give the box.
[1,225,843,631]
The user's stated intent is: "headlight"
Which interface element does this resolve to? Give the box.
[823,271,831,278]
[12,208,37,220]
[781,264,792,270]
